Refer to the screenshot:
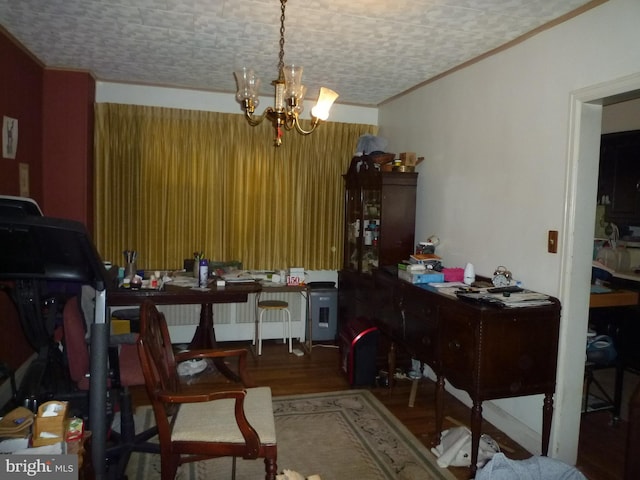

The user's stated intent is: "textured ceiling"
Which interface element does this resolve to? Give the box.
[1,0,598,107]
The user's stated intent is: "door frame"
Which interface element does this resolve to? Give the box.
[555,72,640,463]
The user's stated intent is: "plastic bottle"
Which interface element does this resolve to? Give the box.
[463,263,475,285]
[199,259,209,288]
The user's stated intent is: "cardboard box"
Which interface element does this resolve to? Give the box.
[111,319,131,335]
[33,401,68,447]
[442,268,465,282]
[398,269,444,284]
[288,267,305,285]
[399,152,417,166]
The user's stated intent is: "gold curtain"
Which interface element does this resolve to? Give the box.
[94,103,377,272]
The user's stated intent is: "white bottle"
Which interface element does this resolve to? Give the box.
[463,263,475,285]
[199,259,209,288]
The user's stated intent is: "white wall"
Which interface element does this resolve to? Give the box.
[378,0,640,464]
[96,82,379,126]
[602,97,640,133]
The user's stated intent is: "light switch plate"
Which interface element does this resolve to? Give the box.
[548,230,558,253]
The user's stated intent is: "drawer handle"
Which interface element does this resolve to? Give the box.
[449,340,461,351]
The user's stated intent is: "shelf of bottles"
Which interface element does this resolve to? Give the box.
[346,188,381,274]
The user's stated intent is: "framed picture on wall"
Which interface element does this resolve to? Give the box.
[3,116,18,159]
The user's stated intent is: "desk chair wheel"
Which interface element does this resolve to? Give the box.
[253,300,292,355]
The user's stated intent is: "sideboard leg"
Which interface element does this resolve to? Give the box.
[542,392,554,456]
[388,341,396,388]
[433,374,445,447]
[469,400,483,478]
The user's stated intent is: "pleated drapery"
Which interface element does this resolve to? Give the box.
[94,103,377,272]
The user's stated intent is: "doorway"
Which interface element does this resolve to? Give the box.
[555,73,640,464]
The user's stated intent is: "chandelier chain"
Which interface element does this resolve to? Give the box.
[278,0,286,72]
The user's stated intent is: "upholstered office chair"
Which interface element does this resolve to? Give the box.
[62,296,159,479]
[137,300,277,480]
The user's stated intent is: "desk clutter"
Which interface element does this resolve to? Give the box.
[0,401,85,452]
[395,248,553,308]
[112,250,309,290]
[218,267,306,286]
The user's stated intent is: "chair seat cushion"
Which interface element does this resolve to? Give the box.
[172,386,276,445]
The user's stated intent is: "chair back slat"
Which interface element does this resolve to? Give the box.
[138,301,181,438]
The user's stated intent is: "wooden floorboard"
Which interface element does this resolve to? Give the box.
[130,340,627,480]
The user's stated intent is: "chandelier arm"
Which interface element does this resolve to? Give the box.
[281,113,296,131]
[292,116,321,136]
[244,107,275,127]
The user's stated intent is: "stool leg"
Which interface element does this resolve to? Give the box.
[282,309,287,345]
[252,315,256,346]
[286,308,292,353]
[258,309,265,356]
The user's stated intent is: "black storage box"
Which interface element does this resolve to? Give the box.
[339,317,379,387]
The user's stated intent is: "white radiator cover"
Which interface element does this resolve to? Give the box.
[158,291,307,344]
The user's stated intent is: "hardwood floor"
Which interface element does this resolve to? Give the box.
[131,340,628,480]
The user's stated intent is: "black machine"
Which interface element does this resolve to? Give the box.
[0,195,44,217]
[0,213,112,479]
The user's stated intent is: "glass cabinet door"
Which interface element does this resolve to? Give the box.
[343,168,417,274]
[361,188,380,273]
[345,187,362,271]
[344,185,381,274]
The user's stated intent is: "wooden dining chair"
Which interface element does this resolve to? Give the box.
[137,300,277,480]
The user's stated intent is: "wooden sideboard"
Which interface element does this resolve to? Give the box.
[339,268,561,477]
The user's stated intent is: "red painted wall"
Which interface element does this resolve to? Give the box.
[1,29,96,382]
[42,70,95,229]
[0,28,44,204]
[1,28,95,224]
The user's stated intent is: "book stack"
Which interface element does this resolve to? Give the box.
[398,254,444,284]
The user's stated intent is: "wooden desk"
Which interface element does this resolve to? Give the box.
[587,287,639,420]
[589,288,639,308]
[109,282,261,380]
[340,269,561,478]
[109,282,261,348]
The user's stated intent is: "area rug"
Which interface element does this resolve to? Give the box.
[126,389,456,480]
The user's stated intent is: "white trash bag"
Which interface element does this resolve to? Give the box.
[431,426,500,468]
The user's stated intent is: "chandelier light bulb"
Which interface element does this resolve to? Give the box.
[311,87,339,121]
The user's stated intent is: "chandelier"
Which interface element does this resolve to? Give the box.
[234,0,339,147]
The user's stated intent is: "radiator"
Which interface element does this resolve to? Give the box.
[155,291,307,344]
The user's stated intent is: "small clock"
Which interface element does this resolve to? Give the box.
[492,266,512,287]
